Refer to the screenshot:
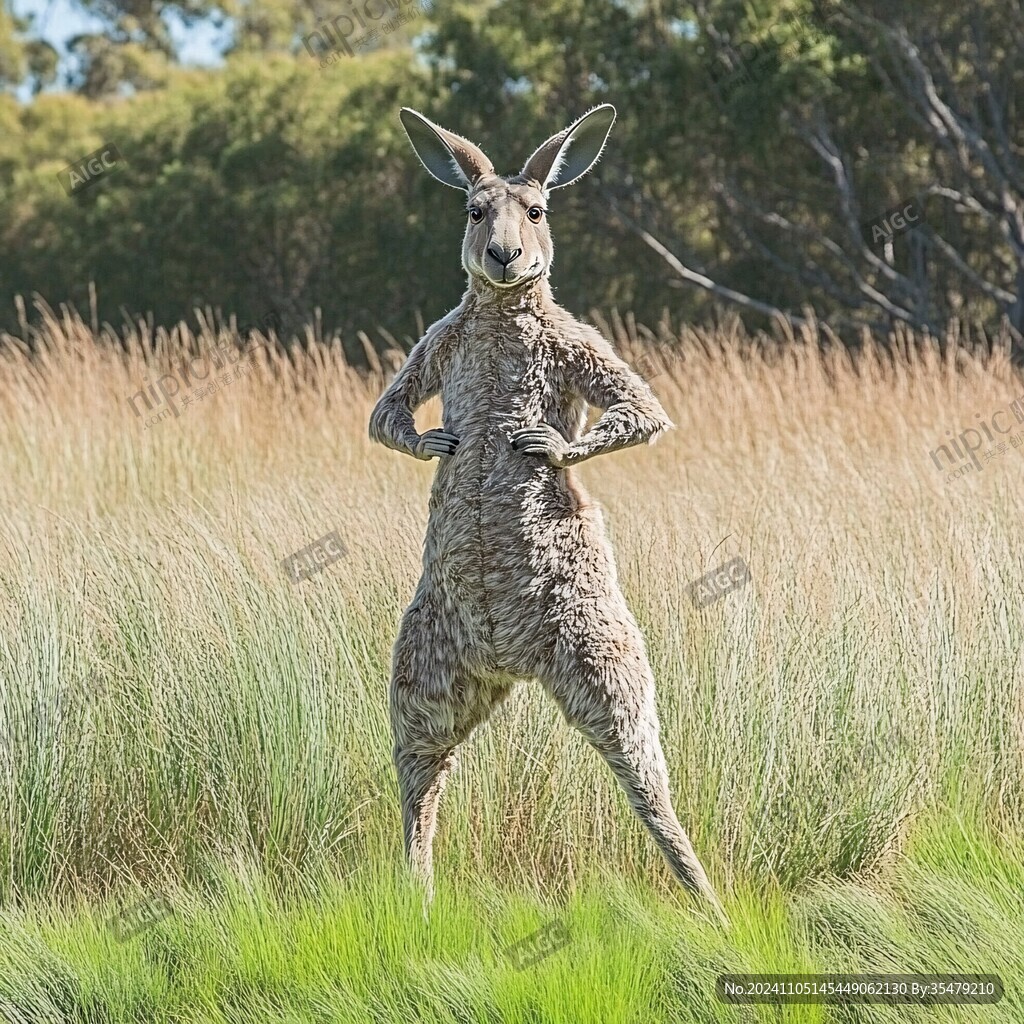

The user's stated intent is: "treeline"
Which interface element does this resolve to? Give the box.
[0,0,1021,356]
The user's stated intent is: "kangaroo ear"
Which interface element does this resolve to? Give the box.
[520,104,616,191]
[399,108,495,190]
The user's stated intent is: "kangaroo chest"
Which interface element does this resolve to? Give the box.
[439,313,557,440]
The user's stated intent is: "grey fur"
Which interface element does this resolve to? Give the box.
[370,105,726,923]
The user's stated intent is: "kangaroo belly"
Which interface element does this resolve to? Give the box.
[421,444,619,666]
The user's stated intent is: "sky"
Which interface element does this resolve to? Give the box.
[11,0,225,96]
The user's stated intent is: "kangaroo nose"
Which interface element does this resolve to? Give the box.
[487,245,522,266]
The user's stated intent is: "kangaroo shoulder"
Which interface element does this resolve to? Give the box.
[548,314,619,383]
[418,304,465,377]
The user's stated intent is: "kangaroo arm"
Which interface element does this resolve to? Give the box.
[562,333,674,466]
[564,400,673,466]
[368,337,438,457]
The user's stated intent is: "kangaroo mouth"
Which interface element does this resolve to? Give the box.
[484,260,541,288]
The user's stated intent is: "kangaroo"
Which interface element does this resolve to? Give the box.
[369,104,725,922]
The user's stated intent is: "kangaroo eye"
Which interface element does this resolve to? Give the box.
[528,206,544,222]
[469,207,484,223]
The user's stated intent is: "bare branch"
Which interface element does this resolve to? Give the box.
[921,227,1016,306]
[797,115,928,324]
[714,182,876,310]
[607,196,810,326]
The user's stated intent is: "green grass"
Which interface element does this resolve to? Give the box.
[0,817,1021,1022]
[2,313,1023,1021]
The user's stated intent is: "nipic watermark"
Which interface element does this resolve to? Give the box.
[703,2,841,101]
[929,394,1024,481]
[304,0,433,65]
[717,974,1003,1005]
[126,310,280,429]
[633,352,664,382]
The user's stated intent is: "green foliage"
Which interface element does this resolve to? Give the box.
[0,1,707,344]
[0,0,1021,345]
[0,830,1021,1022]
[0,2,25,87]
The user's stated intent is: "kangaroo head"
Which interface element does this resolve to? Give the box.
[399,104,616,291]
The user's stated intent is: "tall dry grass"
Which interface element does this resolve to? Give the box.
[1,300,1022,909]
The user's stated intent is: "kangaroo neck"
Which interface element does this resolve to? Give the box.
[464,275,554,313]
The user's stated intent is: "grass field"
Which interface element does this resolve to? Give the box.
[1,303,1022,1022]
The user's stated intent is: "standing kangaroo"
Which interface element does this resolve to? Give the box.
[370,104,725,922]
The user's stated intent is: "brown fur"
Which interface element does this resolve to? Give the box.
[369,105,725,923]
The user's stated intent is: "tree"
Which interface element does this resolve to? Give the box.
[0,2,57,95]
[620,0,1024,342]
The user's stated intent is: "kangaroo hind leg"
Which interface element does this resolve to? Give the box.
[541,637,727,925]
[389,600,504,902]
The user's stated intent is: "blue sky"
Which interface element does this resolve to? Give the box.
[11,0,225,95]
